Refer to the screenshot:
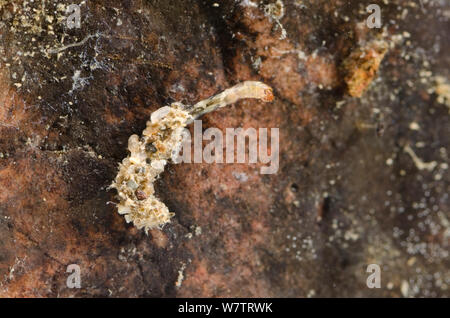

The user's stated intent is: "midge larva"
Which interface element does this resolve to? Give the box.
[110,81,274,233]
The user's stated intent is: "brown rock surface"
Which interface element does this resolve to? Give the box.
[0,0,448,297]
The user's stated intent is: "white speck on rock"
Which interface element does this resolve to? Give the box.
[401,280,410,297]
[232,171,249,182]
[69,70,89,94]
[175,262,186,288]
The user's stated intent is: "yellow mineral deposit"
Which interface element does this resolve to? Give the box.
[342,40,388,98]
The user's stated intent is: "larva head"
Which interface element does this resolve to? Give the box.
[262,87,274,102]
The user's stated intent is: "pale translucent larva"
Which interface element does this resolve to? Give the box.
[110,81,273,233]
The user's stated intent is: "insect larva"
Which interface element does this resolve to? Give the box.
[110,81,273,233]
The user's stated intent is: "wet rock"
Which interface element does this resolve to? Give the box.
[0,0,448,297]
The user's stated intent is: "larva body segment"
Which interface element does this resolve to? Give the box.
[110,81,273,233]
[187,81,274,120]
